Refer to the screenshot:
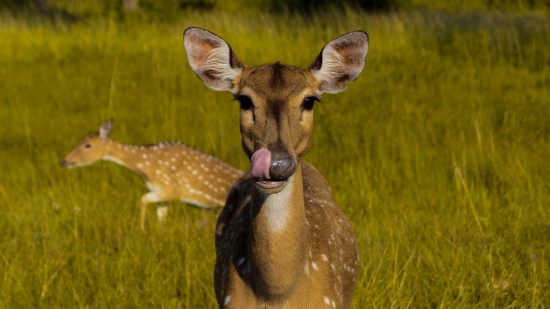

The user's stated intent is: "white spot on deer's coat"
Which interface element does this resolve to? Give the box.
[312,261,319,271]
[224,295,231,305]
[324,296,330,305]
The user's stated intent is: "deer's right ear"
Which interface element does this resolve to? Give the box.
[183,27,244,92]
[99,120,112,140]
[309,31,369,94]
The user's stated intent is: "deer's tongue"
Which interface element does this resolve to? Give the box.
[251,148,271,181]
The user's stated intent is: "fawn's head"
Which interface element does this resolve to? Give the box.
[61,120,112,168]
[184,28,368,192]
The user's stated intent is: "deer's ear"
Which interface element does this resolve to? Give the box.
[309,31,369,94]
[99,120,112,140]
[183,27,244,92]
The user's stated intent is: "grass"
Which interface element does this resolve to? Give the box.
[0,6,548,308]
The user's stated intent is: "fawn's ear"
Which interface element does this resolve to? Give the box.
[99,120,112,140]
[309,31,369,94]
[183,27,244,92]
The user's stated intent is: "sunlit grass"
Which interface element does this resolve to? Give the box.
[0,7,548,308]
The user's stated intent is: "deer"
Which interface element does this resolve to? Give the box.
[183,27,368,308]
[61,120,244,231]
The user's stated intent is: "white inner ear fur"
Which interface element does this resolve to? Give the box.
[311,47,348,91]
[99,123,111,140]
[310,32,369,94]
[184,28,243,92]
[204,45,242,86]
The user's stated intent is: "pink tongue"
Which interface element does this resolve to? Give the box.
[251,148,271,181]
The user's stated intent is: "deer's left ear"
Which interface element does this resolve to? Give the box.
[309,31,369,94]
[183,27,244,92]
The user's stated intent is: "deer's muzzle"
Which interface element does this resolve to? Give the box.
[251,148,296,190]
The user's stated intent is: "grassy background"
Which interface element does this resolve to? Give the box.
[0,2,548,308]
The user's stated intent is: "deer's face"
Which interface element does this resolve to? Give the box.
[62,134,106,168]
[234,63,319,191]
[183,27,368,193]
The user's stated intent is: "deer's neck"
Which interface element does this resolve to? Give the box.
[248,165,308,297]
[103,140,148,175]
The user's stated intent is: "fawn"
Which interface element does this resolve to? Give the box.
[62,120,244,231]
[184,27,368,308]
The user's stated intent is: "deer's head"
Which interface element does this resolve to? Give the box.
[184,28,368,193]
[61,120,112,168]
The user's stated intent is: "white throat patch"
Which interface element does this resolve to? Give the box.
[261,176,295,232]
[103,155,124,166]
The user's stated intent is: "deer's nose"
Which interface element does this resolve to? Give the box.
[269,154,296,181]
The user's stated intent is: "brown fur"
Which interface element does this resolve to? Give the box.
[215,163,359,308]
[183,27,368,308]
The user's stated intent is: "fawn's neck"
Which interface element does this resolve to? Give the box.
[249,165,308,297]
[103,140,149,175]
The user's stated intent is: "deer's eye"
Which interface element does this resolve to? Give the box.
[301,96,319,111]
[85,144,91,148]
[236,95,254,111]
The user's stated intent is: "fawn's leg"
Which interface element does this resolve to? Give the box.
[140,192,161,231]
[156,204,169,222]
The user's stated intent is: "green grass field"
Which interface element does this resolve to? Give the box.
[0,4,548,308]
